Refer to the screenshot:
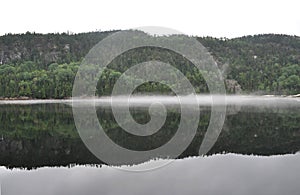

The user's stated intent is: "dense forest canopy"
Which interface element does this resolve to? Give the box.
[0,31,299,98]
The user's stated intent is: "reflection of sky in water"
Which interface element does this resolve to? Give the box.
[2,153,300,195]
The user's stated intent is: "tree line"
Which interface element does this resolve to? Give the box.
[0,32,299,98]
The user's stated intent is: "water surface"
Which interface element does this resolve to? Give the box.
[0,95,299,194]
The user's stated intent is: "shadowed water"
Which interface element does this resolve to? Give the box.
[0,95,299,168]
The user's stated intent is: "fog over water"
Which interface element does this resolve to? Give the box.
[0,95,299,108]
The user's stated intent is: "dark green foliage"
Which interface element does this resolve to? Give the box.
[0,61,80,98]
[198,34,300,94]
[0,32,299,98]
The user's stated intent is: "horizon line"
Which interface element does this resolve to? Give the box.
[1,29,299,40]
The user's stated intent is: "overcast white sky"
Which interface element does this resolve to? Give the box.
[1,0,299,38]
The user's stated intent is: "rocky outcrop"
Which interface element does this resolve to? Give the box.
[0,31,114,65]
[225,79,242,94]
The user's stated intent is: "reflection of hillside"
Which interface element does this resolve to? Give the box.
[0,135,100,169]
[0,103,299,169]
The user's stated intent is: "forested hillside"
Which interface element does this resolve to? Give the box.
[0,31,299,98]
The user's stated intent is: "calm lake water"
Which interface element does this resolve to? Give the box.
[0,96,299,195]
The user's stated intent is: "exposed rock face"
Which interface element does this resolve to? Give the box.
[0,31,114,65]
[0,40,71,65]
[225,79,242,94]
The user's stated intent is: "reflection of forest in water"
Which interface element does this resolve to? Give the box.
[0,102,299,169]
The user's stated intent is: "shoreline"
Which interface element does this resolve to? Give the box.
[0,95,299,107]
[0,97,72,101]
[0,94,299,101]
